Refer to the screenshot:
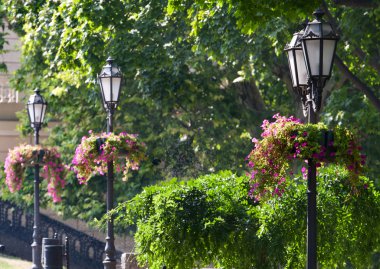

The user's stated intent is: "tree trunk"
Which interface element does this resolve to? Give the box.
[232,77,266,112]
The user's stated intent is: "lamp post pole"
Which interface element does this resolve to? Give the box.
[98,57,122,269]
[306,90,317,269]
[284,9,339,269]
[27,89,47,269]
[103,109,116,269]
[31,127,41,269]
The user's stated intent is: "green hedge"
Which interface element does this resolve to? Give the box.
[106,167,380,269]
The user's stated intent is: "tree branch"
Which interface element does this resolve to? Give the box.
[352,47,380,76]
[322,1,380,76]
[335,56,380,112]
[322,1,380,113]
[321,75,348,109]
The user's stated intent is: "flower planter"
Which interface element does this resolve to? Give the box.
[321,130,336,162]
[4,145,66,202]
[247,114,365,201]
[95,138,129,157]
[72,132,146,184]
[22,149,46,166]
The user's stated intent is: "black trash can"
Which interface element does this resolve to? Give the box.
[44,245,63,269]
[42,238,63,269]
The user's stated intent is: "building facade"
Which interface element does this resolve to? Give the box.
[0,22,50,161]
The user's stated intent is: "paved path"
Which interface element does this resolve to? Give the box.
[0,254,32,269]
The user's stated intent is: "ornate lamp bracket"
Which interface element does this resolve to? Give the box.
[310,82,323,112]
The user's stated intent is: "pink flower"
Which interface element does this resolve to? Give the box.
[301,167,307,179]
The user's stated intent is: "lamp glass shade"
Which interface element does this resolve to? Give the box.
[301,12,339,83]
[285,32,308,89]
[98,58,122,109]
[27,90,47,128]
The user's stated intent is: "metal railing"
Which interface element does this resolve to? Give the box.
[0,86,18,103]
[0,200,117,269]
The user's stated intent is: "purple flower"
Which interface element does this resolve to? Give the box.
[250,170,258,179]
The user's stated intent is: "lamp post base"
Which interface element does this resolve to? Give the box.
[31,241,41,269]
[103,259,117,269]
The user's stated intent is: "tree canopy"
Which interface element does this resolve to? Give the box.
[0,0,378,220]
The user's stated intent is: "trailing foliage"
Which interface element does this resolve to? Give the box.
[105,171,270,269]
[104,168,380,268]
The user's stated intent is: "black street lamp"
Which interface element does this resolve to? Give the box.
[98,56,123,269]
[27,89,47,269]
[285,9,339,269]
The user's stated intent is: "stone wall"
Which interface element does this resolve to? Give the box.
[121,253,146,269]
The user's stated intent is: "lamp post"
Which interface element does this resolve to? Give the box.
[27,89,47,269]
[98,56,122,269]
[284,9,339,269]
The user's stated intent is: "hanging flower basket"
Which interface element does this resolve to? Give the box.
[4,144,67,202]
[72,131,147,184]
[246,114,366,201]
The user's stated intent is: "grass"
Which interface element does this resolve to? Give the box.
[0,254,32,269]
